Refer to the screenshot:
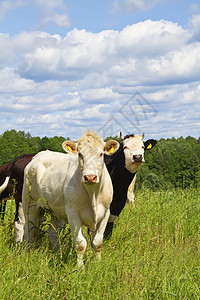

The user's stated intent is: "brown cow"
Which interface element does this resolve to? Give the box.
[0,154,35,231]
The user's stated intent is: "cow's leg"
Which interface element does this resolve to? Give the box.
[92,209,110,260]
[127,175,136,208]
[48,216,65,251]
[22,184,40,245]
[104,214,118,239]
[15,202,25,242]
[23,203,41,245]
[67,213,86,268]
[104,222,114,240]
[14,190,21,222]
[23,162,45,245]
[14,189,25,242]
[127,190,135,206]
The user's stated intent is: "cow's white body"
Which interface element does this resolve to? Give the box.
[21,131,119,267]
[24,150,112,226]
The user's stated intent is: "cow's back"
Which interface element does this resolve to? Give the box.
[24,150,78,219]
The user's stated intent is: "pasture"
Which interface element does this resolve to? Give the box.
[0,188,200,299]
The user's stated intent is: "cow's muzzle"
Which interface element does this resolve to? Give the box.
[83,174,98,184]
[133,155,143,163]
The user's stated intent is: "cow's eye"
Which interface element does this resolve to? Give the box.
[78,152,83,158]
[142,146,145,149]
[123,146,129,150]
[99,152,103,158]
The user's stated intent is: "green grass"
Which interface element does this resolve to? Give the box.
[0,188,200,299]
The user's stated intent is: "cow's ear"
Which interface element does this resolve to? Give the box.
[104,140,120,155]
[144,139,157,150]
[62,140,77,154]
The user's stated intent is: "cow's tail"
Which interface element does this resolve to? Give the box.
[0,176,10,194]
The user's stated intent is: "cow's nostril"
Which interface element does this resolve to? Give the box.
[84,175,97,184]
[92,175,97,183]
[133,155,142,162]
[84,175,89,182]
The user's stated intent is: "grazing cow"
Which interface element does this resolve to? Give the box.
[104,133,157,238]
[0,154,35,227]
[20,131,119,267]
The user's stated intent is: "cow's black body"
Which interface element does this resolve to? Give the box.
[104,144,136,217]
[0,154,35,221]
[104,137,157,238]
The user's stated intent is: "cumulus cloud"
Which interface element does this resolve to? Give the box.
[13,20,191,83]
[0,67,35,92]
[0,18,200,139]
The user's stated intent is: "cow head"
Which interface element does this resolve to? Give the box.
[121,132,157,173]
[62,130,119,184]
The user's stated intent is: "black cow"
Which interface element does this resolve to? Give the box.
[0,161,12,219]
[104,133,157,238]
[0,154,35,223]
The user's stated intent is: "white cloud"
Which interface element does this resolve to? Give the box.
[188,14,200,41]
[81,88,120,103]
[36,10,70,29]
[0,0,70,28]
[189,4,200,14]
[111,0,145,14]
[0,67,35,92]
[12,20,190,83]
[33,0,65,9]
[0,0,24,21]
[0,18,200,139]
[111,0,171,14]
[33,0,71,28]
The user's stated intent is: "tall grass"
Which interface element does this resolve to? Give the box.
[0,188,200,299]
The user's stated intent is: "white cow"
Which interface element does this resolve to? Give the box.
[20,130,119,267]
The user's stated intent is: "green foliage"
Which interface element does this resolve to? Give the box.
[38,136,66,152]
[0,130,200,190]
[136,136,200,190]
[104,135,122,143]
[0,130,68,165]
[1,189,200,299]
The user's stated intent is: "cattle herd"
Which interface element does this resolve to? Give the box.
[0,130,156,267]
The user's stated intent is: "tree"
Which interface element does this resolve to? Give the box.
[0,130,199,190]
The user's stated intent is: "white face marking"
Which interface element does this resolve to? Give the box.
[123,135,145,173]
[78,143,104,183]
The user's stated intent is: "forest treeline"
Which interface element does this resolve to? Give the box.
[0,129,200,190]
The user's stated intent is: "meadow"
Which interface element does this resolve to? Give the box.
[0,188,200,299]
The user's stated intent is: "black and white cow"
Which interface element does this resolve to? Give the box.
[104,133,157,238]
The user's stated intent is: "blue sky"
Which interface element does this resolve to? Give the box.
[0,0,200,140]
[0,0,195,35]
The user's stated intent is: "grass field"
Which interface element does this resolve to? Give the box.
[0,188,200,299]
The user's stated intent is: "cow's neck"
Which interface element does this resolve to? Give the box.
[106,146,136,182]
[108,147,137,217]
[120,158,136,189]
[90,192,98,225]
[84,174,103,225]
